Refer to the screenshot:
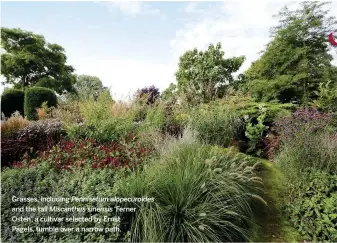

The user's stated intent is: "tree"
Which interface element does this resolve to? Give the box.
[72,75,108,101]
[136,85,160,105]
[243,1,337,104]
[1,27,76,94]
[161,83,177,101]
[175,43,245,105]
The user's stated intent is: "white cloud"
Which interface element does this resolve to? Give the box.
[170,1,337,74]
[101,1,160,16]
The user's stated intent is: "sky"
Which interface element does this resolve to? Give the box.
[1,0,337,100]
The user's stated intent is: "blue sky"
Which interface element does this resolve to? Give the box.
[1,1,337,100]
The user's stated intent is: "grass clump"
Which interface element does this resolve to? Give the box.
[1,111,29,138]
[114,139,265,242]
[189,103,243,147]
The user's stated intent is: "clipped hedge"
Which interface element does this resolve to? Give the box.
[1,89,25,118]
[24,87,57,120]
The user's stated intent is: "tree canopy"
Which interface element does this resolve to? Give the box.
[73,75,108,101]
[1,27,76,94]
[175,43,245,105]
[243,1,337,104]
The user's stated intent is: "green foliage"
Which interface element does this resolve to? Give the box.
[175,42,245,105]
[314,80,337,112]
[189,103,243,147]
[285,171,337,242]
[140,102,166,132]
[79,91,114,123]
[1,88,25,118]
[1,27,76,93]
[73,75,109,101]
[115,142,265,242]
[275,108,337,241]
[0,163,124,242]
[243,2,337,104]
[24,87,58,120]
[215,95,296,123]
[66,118,134,143]
[161,82,177,101]
[65,92,133,142]
[245,105,269,155]
[250,159,301,242]
[275,125,337,177]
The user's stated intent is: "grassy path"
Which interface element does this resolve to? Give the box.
[251,159,300,242]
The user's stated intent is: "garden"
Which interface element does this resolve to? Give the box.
[1,2,337,242]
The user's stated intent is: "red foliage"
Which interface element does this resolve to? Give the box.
[9,134,153,171]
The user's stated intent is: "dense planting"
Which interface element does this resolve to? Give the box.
[1,1,337,242]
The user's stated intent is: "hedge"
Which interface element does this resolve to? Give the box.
[24,87,58,120]
[1,89,25,118]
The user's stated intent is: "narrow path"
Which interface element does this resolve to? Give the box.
[251,159,300,242]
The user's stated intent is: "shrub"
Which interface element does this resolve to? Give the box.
[3,119,66,166]
[275,108,337,176]
[17,119,65,144]
[1,163,124,242]
[136,85,160,105]
[14,136,152,171]
[284,170,337,242]
[215,95,296,124]
[1,163,59,242]
[245,104,269,156]
[65,117,134,143]
[314,80,337,112]
[139,102,166,132]
[0,88,25,118]
[1,137,30,168]
[0,111,29,138]
[24,87,58,120]
[114,142,265,242]
[46,101,83,125]
[79,92,114,123]
[189,103,243,147]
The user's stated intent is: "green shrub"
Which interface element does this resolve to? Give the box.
[214,95,296,124]
[65,117,134,143]
[189,103,243,147]
[114,142,265,242]
[275,108,337,241]
[284,170,337,242]
[79,91,114,123]
[1,163,124,242]
[68,92,135,142]
[141,102,166,131]
[24,87,57,120]
[245,104,269,156]
[1,163,59,242]
[1,89,25,118]
[314,80,337,112]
